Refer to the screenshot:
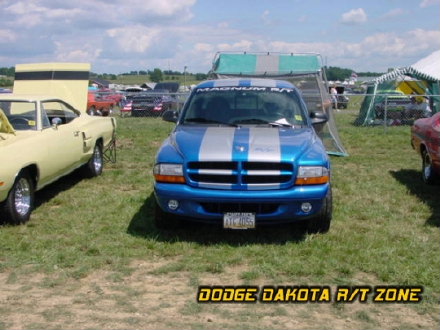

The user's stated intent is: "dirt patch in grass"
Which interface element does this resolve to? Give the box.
[0,259,438,330]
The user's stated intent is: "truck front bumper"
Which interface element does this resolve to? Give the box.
[154,182,330,225]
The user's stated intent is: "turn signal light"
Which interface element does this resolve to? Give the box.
[295,176,329,185]
[154,174,186,183]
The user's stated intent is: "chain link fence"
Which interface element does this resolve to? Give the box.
[119,92,189,118]
[334,93,439,128]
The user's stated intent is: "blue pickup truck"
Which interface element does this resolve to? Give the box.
[153,79,332,233]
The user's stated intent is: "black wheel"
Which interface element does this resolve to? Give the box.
[308,188,332,234]
[422,150,438,184]
[154,200,180,229]
[0,170,34,225]
[83,143,103,178]
[87,106,96,116]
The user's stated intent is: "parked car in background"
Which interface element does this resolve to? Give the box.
[131,82,180,117]
[0,95,116,224]
[97,89,125,107]
[375,95,411,120]
[411,111,440,184]
[120,100,132,117]
[87,92,115,116]
[153,78,332,233]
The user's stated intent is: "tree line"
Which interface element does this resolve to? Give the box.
[1,65,384,84]
[324,66,383,81]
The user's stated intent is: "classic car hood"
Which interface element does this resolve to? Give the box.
[170,125,317,163]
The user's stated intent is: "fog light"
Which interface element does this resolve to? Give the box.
[301,202,312,213]
[168,200,179,210]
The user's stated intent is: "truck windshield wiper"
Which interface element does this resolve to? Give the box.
[266,121,294,128]
[232,118,294,128]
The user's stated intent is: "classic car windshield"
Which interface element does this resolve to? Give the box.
[0,101,37,131]
[182,87,306,126]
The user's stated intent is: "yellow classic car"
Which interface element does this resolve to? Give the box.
[0,63,116,224]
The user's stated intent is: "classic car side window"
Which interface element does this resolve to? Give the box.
[0,101,38,130]
[42,101,79,125]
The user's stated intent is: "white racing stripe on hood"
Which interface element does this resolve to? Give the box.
[248,128,281,161]
[199,127,236,161]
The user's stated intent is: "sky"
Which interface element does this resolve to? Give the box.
[0,0,439,74]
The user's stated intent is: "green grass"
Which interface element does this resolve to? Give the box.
[0,112,439,328]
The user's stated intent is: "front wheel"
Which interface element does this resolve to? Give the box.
[0,170,34,225]
[83,143,103,178]
[308,188,332,234]
[422,150,438,184]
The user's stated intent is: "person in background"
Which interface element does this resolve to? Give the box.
[330,86,338,110]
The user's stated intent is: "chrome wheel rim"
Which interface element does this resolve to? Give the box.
[423,153,432,180]
[93,146,103,173]
[14,178,31,216]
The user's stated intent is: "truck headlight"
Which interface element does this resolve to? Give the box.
[153,163,185,183]
[295,166,329,185]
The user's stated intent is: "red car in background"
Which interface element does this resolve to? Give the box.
[411,112,440,184]
[97,89,125,106]
[87,92,115,116]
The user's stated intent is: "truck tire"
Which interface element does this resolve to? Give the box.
[308,188,332,234]
[0,170,34,225]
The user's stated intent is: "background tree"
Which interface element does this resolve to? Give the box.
[150,68,163,83]
[325,66,353,81]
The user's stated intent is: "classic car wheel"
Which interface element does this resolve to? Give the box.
[87,106,96,116]
[422,150,438,184]
[84,143,103,177]
[153,201,180,229]
[307,188,332,234]
[0,170,34,224]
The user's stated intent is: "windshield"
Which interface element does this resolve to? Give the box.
[181,87,307,127]
[0,100,38,131]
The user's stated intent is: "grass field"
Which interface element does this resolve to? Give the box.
[0,110,439,329]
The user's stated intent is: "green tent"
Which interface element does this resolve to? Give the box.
[210,52,348,157]
[355,66,440,126]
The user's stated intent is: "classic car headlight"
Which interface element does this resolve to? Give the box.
[153,163,185,183]
[295,166,329,185]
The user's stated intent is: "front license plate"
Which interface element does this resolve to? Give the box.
[223,212,256,229]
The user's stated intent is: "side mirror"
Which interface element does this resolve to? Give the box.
[51,117,63,128]
[310,111,328,125]
[162,110,179,123]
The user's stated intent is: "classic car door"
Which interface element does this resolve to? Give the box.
[36,101,85,186]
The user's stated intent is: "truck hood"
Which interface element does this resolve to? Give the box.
[169,125,319,163]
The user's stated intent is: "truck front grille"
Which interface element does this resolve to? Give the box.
[187,161,293,189]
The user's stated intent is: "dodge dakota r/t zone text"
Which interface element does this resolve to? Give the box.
[153,79,332,233]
